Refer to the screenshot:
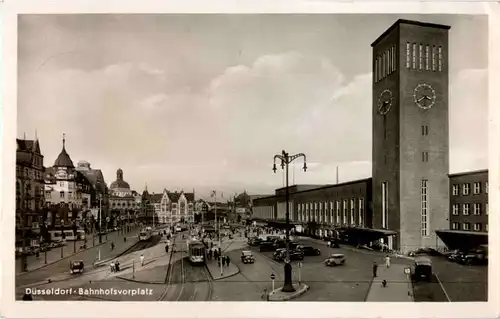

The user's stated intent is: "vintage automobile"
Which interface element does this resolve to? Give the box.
[273,249,304,261]
[297,245,321,256]
[325,237,340,248]
[412,256,432,281]
[259,241,276,252]
[70,260,84,274]
[273,248,287,260]
[241,250,255,264]
[247,237,262,246]
[324,253,346,266]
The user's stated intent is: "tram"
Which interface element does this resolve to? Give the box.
[139,228,152,241]
[187,239,206,265]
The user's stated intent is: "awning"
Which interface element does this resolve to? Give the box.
[436,230,488,250]
[338,227,397,245]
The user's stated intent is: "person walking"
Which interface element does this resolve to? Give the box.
[111,241,115,251]
[140,254,145,266]
[226,255,231,267]
[372,261,378,277]
[110,261,115,273]
[385,255,391,268]
[165,245,169,253]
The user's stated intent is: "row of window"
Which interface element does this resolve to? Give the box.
[111,201,141,208]
[451,203,488,216]
[17,166,44,181]
[374,45,397,82]
[297,199,365,226]
[451,222,488,232]
[406,43,443,71]
[452,182,488,196]
[46,190,84,200]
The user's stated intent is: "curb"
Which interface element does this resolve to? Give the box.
[268,284,310,301]
[93,239,140,267]
[212,265,241,281]
[363,277,375,301]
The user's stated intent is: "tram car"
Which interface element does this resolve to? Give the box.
[187,239,206,265]
[139,228,152,241]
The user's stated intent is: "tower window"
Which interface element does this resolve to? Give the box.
[387,49,390,75]
[473,203,481,215]
[378,56,381,81]
[474,223,482,231]
[421,125,429,136]
[432,46,436,71]
[392,46,396,72]
[419,44,423,70]
[421,179,429,236]
[473,182,481,194]
[452,222,459,230]
[421,151,429,162]
[342,199,347,224]
[374,58,378,82]
[452,204,459,215]
[438,46,443,72]
[381,182,388,228]
[463,222,471,231]
[406,42,411,68]
[425,45,430,70]
[463,183,470,195]
[452,184,460,195]
[412,43,417,69]
[463,203,470,215]
[382,52,386,78]
[358,198,364,226]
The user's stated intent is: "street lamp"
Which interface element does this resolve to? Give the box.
[44,220,48,264]
[272,150,307,293]
[98,195,103,244]
[60,219,65,258]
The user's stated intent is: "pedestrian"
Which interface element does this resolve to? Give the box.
[140,254,145,266]
[124,237,127,243]
[226,255,231,267]
[165,245,169,253]
[372,261,378,277]
[110,261,115,273]
[217,256,221,268]
[261,288,269,301]
[115,261,120,272]
[111,242,115,251]
[385,255,391,268]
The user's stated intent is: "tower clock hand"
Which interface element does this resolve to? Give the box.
[417,96,425,102]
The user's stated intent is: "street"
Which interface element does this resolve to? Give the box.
[17,228,488,302]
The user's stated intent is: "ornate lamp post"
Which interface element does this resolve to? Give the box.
[272,150,307,293]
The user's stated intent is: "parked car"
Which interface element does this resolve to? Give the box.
[274,249,304,261]
[241,250,255,264]
[247,237,261,246]
[273,248,287,260]
[327,238,340,248]
[324,253,346,266]
[70,260,84,274]
[412,256,432,281]
[297,245,321,256]
[409,247,442,257]
[259,241,276,252]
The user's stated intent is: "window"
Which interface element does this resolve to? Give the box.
[452,204,459,215]
[474,182,481,194]
[374,58,378,82]
[335,201,340,224]
[438,46,443,72]
[425,45,430,70]
[350,198,355,225]
[330,201,334,224]
[343,200,347,224]
[473,203,481,215]
[60,191,64,199]
[358,198,364,226]
[432,46,436,71]
[60,182,64,187]
[486,203,488,215]
[421,180,429,236]
[392,46,396,72]
[382,52,386,78]
[463,222,470,231]
[382,182,388,228]
[421,125,429,136]
[485,182,488,194]
[452,184,460,196]
[419,44,423,69]
[412,43,417,69]
[378,57,382,81]
[452,222,460,230]
[386,49,390,75]
[474,223,481,231]
[422,151,429,162]
[406,42,411,68]
[68,192,73,199]
[463,183,470,195]
[463,203,470,215]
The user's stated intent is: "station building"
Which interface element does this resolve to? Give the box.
[252,19,488,254]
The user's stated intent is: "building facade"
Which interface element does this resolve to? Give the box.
[252,19,488,253]
[44,136,93,228]
[16,137,45,243]
[159,190,195,224]
[109,169,140,227]
[449,170,488,233]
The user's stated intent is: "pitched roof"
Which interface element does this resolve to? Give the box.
[54,147,74,168]
[167,191,194,202]
[150,193,163,202]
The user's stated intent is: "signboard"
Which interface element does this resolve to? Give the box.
[270,273,275,280]
[404,267,411,275]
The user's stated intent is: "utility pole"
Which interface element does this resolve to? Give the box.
[98,195,103,244]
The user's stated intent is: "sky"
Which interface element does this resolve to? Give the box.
[17,14,489,199]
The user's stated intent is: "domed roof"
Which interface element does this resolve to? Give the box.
[110,180,130,189]
[110,168,130,190]
[54,135,74,168]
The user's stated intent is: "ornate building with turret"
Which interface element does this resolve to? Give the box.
[109,168,141,227]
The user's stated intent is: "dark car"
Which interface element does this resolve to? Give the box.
[297,245,321,256]
[412,256,432,281]
[274,249,304,261]
[247,237,261,246]
[273,239,299,250]
[259,241,276,252]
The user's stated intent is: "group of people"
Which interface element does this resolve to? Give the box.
[217,255,231,268]
[110,260,121,272]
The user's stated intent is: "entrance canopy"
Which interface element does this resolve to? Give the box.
[339,227,397,245]
[436,230,488,251]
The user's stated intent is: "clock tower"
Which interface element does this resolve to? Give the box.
[371,20,450,253]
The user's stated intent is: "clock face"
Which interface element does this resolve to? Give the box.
[413,83,436,109]
[377,89,393,115]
